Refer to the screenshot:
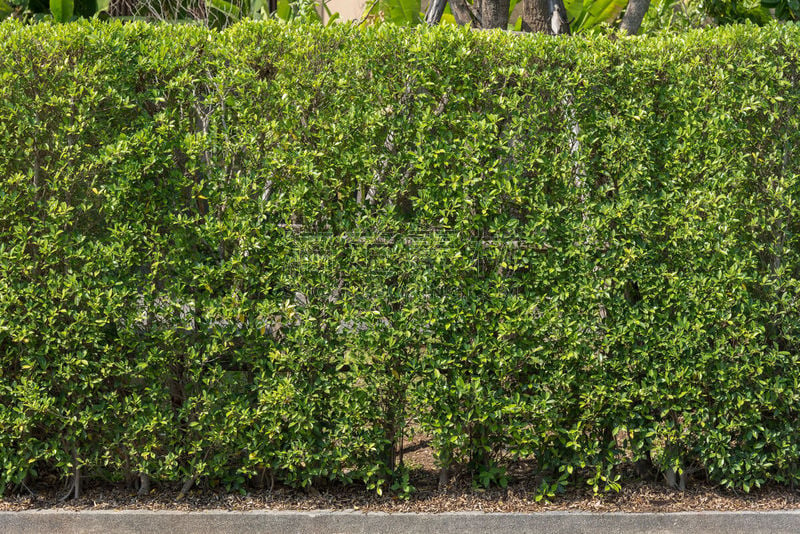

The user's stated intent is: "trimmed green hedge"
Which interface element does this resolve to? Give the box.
[0,19,798,497]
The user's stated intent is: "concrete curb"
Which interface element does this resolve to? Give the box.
[3,510,800,534]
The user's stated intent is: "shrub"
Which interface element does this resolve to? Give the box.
[0,19,798,497]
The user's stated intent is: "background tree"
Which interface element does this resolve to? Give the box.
[421,0,642,35]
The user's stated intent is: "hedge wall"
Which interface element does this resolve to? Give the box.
[0,20,798,498]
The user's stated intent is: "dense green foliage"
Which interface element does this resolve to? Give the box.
[0,20,798,498]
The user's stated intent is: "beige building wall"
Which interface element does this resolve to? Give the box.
[320,0,368,22]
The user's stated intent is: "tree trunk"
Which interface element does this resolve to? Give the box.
[522,0,550,32]
[522,0,569,34]
[177,473,197,500]
[449,0,482,26]
[138,472,151,496]
[619,0,651,35]
[74,466,82,500]
[481,0,510,28]
[425,0,448,24]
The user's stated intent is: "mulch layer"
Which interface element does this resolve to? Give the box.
[3,441,800,513]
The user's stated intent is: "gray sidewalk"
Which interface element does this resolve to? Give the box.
[3,510,800,534]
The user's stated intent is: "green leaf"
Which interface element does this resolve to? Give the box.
[50,0,74,21]
[369,0,422,25]
[209,0,241,17]
[0,0,13,19]
[565,0,628,32]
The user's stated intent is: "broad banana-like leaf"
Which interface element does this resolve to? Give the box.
[271,0,321,22]
[0,0,13,19]
[209,0,241,17]
[565,0,628,32]
[591,0,626,23]
[365,0,422,25]
[387,0,422,24]
[50,0,74,21]
[248,0,265,18]
[276,0,290,19]
[208,0,240,28]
